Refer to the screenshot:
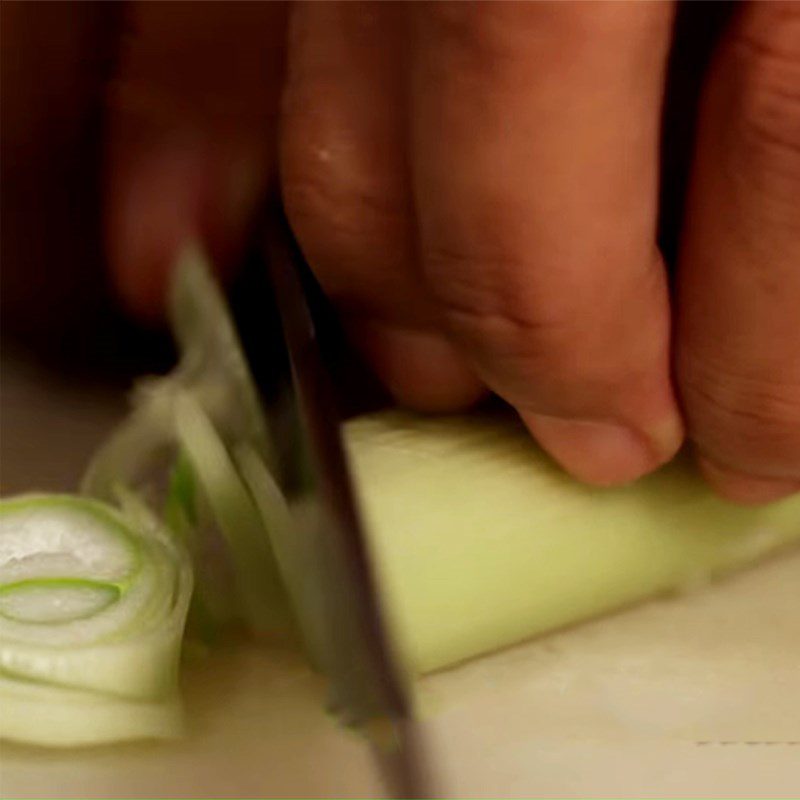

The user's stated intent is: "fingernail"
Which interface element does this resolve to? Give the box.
[698,458,800,505]
[522,414,670,486]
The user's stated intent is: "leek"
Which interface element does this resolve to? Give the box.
[0,495,191,746]
[79,247,800,677]
[344,413,800,674]
[81,244,273,504]
[173,391,291,636]
[4,245,797,751]
[82,247,287,639]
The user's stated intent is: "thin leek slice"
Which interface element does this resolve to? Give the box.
[164,452,235,638]
[168,244,270,454]
[235,443,326,663]
[82,245,271,503]
[164,451,198,545]
[174,392,290,637]
[344,412,800,674]
[80,247,283,639]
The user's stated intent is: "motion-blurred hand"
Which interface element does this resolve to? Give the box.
[11,2,800,503]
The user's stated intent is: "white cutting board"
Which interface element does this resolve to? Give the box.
[1,357,799,798]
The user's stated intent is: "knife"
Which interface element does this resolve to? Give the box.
[236,201,435,798]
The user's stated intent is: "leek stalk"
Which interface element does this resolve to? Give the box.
[345,413,800,674]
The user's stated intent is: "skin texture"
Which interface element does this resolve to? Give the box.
[3,1,799,504]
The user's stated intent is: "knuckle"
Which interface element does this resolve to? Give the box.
[422,244,590,379]
[680,357,800,472]
[281,155,356,238]
[281,154,406,276]
[281,140,418,320]
[423,243,670,413]
[281,159,347,240]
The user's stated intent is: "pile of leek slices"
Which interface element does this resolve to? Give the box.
[1,250,289,746]
[2,248,798,748]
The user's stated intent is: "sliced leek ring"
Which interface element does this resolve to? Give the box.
[0,495,191,746]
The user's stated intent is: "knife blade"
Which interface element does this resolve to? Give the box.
[259,202,434,799]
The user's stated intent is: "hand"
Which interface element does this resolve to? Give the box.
[105,2,800,503]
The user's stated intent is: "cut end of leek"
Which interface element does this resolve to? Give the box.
[0,495,192,747]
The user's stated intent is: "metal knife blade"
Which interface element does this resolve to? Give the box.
[263,203,433,799]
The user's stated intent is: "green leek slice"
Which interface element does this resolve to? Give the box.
[174,392,290,636]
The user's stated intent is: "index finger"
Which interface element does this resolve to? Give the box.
[410,1,683,485]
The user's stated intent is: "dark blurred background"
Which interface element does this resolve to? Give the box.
[1,1,174,383]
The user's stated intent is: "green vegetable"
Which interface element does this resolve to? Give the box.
[4,244,797,751]
[82,245,287,640]
[345,412,800,674]
[81,244,273,504]
[174,391,291,637]
[78,246,800,677]
[0,495,191,746]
